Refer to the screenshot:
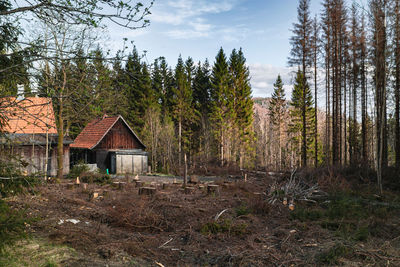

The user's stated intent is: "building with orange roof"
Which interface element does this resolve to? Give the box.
[0,94,72,176]
[71,114,147,174]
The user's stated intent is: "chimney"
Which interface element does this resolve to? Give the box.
[17,84,24,100]
[31,87,38,97]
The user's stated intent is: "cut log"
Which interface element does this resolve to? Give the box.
[184,186,196,194]
[139,187,156,195]
[189,175,199,184]
[207,185,220,195]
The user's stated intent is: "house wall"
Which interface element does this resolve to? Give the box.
[96,120,144,150]
[11,145,69,176]
[116,154,148,174]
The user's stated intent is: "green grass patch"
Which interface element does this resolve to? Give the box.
[0,238,76,267]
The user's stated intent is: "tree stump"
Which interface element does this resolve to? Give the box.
[207,185,220,195]
[135,181,144,188]
[113,182,126,190]
[89,191,99,200]
[138,187,156,196]
[189,175,199,184]
[184,186,196,194]
[66,183,74,190]
[81,183,88,190]
[162,183,170,190]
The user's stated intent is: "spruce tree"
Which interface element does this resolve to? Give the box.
[192,60,212,159]
[230,48,254,168]
[269,75,286,169]
[124,47,145,131]
[171,56,195,166]
[210,48,230,166]
[288,70,315,166]
[288,0,313,167]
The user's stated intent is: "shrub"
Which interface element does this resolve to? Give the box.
[316,243,353,265]
[67,164,89,180]
[0,200,31,254]
[235,203,252,217]
[79,172,112,185]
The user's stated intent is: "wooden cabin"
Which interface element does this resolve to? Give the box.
[70,115,148,174]
[0,96,71,176]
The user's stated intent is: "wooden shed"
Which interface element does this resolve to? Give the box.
[0,96,71,176]
[70,115,148,174]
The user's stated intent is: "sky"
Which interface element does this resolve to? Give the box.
[105,0,366,99]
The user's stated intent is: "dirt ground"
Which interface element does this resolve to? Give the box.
[6,172,400,266]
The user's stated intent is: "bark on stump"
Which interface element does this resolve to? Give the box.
[113,182,126,190]
[81,183,88,190]
[139,187,156,196]
[207,185,220,195]
[162,183,170,190]
[135,181,144,188]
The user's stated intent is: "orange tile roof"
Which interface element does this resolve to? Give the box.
[1,97,58,134]
[71,115,145,150]
[71,115,120,149]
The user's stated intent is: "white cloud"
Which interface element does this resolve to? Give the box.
[166,29,210,39]
[150,0,237,25]
[249,63,295,98]
[150,0,244,40]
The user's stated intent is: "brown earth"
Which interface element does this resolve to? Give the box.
[7,172,400,266]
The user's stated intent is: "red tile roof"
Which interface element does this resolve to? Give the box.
[1,97,58,134]
[71,115,145,150]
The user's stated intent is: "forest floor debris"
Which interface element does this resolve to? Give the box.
[4,171,400,266]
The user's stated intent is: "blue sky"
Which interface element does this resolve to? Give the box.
[106,0,366,98]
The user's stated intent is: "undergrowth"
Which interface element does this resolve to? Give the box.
[290,193,398,242]
[316,243,353,265]
[0,200,32,254]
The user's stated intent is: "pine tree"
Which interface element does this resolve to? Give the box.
[288,70,315,166]
[269,75,286,170]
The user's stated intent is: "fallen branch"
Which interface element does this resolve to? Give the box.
[215,209,229,221]
[159,237,173,248]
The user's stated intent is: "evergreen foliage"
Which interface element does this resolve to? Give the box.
[288,70,316,165]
